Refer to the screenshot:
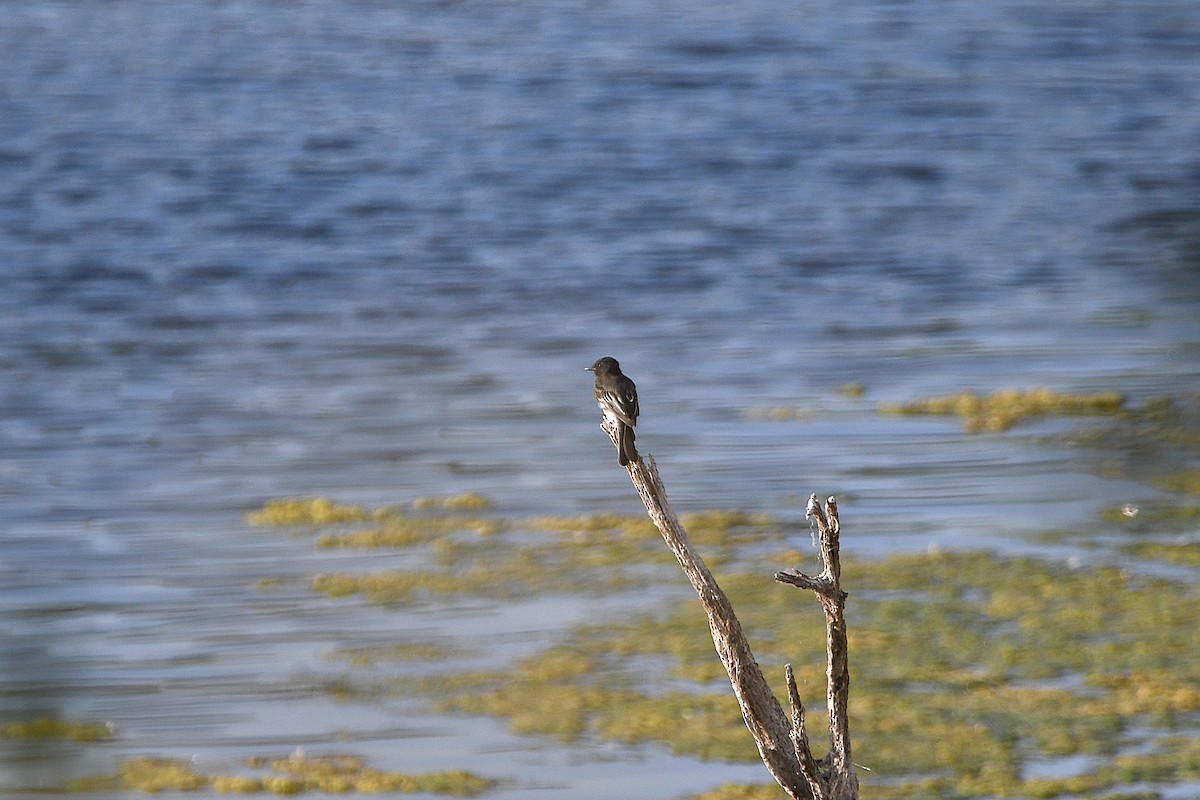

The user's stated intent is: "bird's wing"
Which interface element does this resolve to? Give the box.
[600,387,638,428]
[621,384,639,425]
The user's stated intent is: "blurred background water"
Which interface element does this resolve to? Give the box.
[2,0,1199,796]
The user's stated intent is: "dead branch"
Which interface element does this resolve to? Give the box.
[786,664,825,800]
[626,457,811,799]
[600,407,857,799]
[597,398,854,796]
[776,495,858,800]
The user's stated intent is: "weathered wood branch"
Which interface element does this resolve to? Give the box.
[786,664,825,800]
[775,495,858,800]
[626,456,811,798]
[598,415,857,799]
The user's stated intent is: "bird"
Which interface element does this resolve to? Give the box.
[586,356,640,466]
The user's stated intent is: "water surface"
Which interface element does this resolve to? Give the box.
[2,0,1199,795]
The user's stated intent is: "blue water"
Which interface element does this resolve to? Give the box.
[2,0,1200,796]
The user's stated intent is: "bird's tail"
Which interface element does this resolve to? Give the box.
[618,424,639,466]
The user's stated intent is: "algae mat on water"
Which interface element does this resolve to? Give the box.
[1,718,494,795]
[65,754,494,796]
[245,493,1200,800]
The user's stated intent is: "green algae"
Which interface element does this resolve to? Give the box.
[260,754,493,796]
[691,784,792,800]
[68,757,207,793]
[1075,395,1200,557]
[305,508,791,607]
[680,510,782,547]
[312,570,463,604]
[335,642,456,667]
[529,511,659,539]
[880,388,1126,433]
[396,548,1200,798]
[1,717,113,742]
[314,510,502,549]
[1118,540,1200,567]
[247,497,370,527]
[67,754,494,796]
[1155,467,1200,496]
[1101,502,1200,532]
[1064,395,1200,487]
[247,495,499,539]
[211,775,266,793]
[412,492,492,511]
[307,513,649,605]
[250,461,1200,799]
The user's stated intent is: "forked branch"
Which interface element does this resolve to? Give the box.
[776,495,858,800]
[604,413,857,800]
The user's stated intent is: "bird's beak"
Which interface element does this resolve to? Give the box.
[584,366,594,372]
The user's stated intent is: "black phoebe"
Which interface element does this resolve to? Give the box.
[586,356,640,466]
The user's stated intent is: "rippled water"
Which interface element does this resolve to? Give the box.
[2,0,1200,796]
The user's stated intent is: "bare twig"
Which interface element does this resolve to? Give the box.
[786,664,825,800]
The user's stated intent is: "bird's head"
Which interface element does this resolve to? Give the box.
[586,356,620,373]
